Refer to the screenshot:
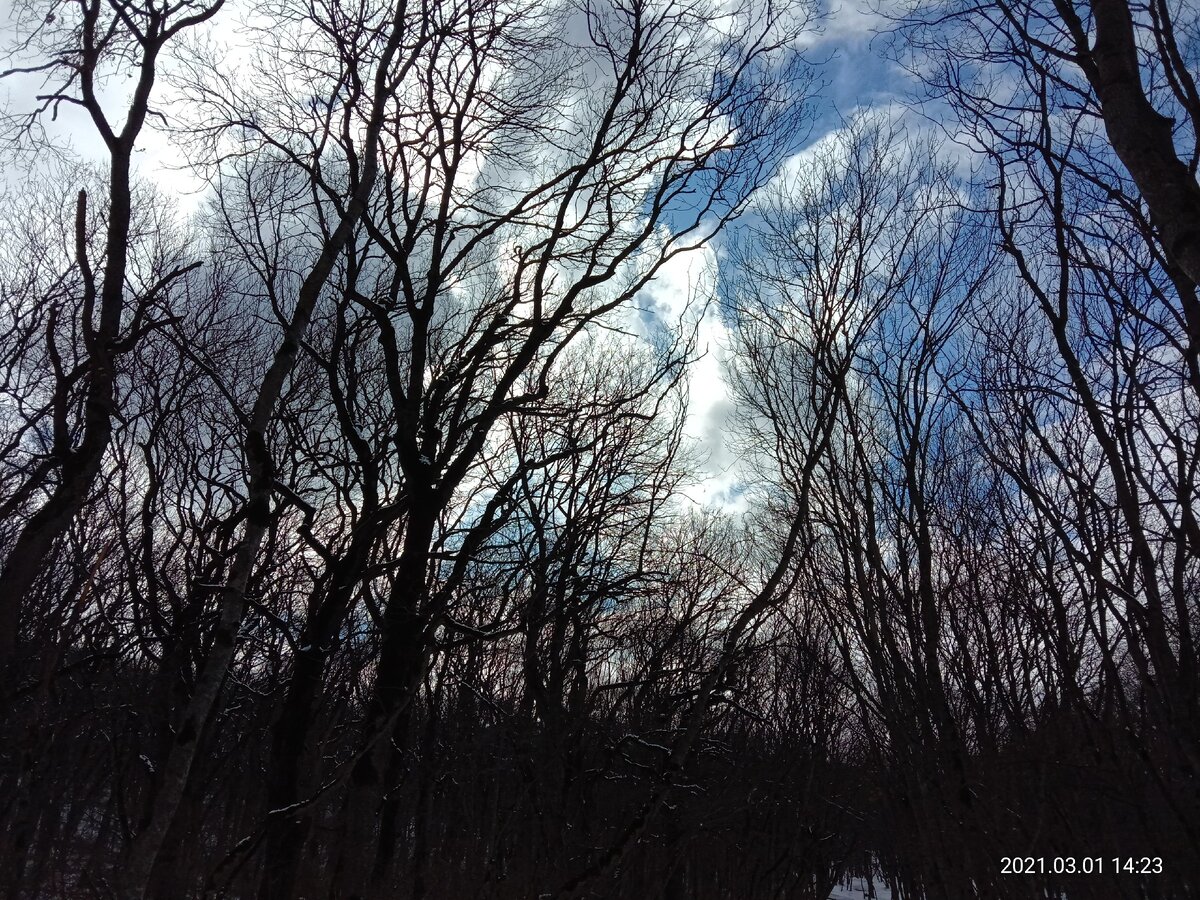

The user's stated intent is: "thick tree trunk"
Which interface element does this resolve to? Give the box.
[257,644,330,900]
[333,503,438,898]
[259,524,380,900]
[1071,0,1200,335]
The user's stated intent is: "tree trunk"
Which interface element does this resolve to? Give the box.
[0,171,130,672]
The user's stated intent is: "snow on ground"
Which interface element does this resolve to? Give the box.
[828,876,894,899]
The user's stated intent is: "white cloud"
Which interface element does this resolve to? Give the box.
[632,241,749,512]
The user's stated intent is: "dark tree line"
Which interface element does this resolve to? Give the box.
[1,0,1198,897]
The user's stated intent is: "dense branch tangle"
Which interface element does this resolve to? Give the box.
[1,0,813,896]
[6,0,1199,895]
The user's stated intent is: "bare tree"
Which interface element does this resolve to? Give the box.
[0,0,223,673]
[102,0,813,893]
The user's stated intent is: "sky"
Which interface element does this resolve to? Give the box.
[637,0,927,511]
[1,0,924,514]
